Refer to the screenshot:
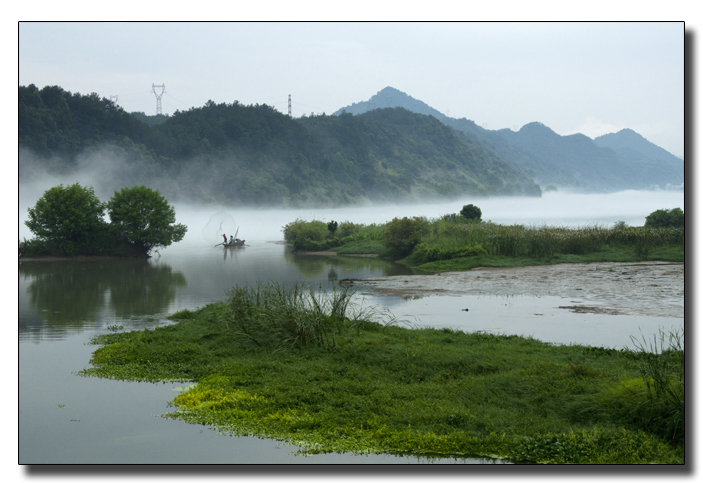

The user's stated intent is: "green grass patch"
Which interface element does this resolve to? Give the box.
[330,240,386,255]
[282,218,684,271]
[80,284,684,463]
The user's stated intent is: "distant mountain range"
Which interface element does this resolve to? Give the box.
[334,87,684,192]
[19,83,683,209]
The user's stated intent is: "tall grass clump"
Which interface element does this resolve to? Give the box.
[419,219,684,262]
[222,282,394,351]
[626,329,685,444]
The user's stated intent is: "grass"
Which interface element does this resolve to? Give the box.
[282,217,684,271]
[330,240,386,255]
[80,283,684,464]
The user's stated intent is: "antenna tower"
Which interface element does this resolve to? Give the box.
[110,95,119,103]
[151,84,166,115]
[288,94,292,117]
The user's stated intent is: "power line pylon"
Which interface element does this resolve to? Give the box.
[151,84,166,115]
[110,95,119,103]
[288,94,292,117]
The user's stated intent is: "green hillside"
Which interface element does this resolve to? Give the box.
[336,87,684,193]
[19,84,541,206]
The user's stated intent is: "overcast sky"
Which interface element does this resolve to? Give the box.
[19,21,684,157]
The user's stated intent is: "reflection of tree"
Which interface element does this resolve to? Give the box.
[105,261,187,318]
[282,248,419,278]
[19,259,186,328]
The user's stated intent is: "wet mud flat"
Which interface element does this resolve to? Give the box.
[354,261,684,319]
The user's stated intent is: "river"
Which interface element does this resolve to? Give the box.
[17,190,685,464]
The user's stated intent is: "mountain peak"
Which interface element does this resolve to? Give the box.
[334,86,446,120]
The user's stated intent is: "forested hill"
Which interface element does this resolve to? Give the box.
[19,84,541,206]
[336,87,684,192]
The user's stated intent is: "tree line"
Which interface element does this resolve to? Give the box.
[19,84,542,207]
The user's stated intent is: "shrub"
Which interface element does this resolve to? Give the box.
[327,220,338,235]
[382,217,429,258]
[282,219,329,249]
[460,204,482,221]
[645,208,684,228]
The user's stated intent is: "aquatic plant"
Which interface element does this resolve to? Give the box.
[82,296,684,463]
[222,282,396,350]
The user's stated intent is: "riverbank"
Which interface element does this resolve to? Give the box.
[81,282,684,464]
[282,218,685,274]
[352,261,684,319]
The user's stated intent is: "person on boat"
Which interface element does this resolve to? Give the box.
[229,236,234,245]
[222,234,227,243]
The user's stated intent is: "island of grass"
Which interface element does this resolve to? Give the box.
[81,283,684,464]
[282,208,684,271]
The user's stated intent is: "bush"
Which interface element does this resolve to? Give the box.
[645,208,684,228]
[282,219,330,249]
[327,220,338,235]
[382,216,429,258]
[460,204,482,221]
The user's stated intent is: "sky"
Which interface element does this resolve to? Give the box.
[18,20,684,157]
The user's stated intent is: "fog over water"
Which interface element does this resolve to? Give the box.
[18,188,686,244]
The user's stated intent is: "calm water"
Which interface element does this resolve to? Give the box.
[18,190,684,464]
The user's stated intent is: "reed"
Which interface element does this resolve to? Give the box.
[627,329,685,444]
[223,282,395,350]
[420,219,683,262]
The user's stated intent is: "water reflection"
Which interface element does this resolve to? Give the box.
[19,259,186,335]
[282,249,419,279]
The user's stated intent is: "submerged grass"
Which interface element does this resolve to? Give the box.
[81,283,684,464]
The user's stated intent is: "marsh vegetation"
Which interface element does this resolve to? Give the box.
[282,208,684,272]
[81,283,684,463]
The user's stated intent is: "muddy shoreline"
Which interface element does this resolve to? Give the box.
[353,261,684,319]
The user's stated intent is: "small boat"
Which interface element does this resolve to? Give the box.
[224,238,245,247]
[221,227,245,247]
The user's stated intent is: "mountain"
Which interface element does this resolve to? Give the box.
[593,129,684,189]
[335,86,452,122]
[19,84,541,207]
[335,87,684,192]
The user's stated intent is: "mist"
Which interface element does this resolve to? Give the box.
[153,190,686,251]
[18,144,684,246]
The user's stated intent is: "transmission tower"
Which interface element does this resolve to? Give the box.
[288,94,292,117]
[151,84,166,115]
[110,95,119,103]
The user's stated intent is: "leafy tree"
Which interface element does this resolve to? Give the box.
[107,186,187,255]
[327,220,338,235]
[25,183,107,254]
[460,204,482,221]
[382,216,429,257]
[645,208,684,228]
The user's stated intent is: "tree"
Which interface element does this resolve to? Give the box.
[107,186,187,255]
[645,208,684,228]
[327,220,338,235]
[460,204,482,221]
[25,183,106,254]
